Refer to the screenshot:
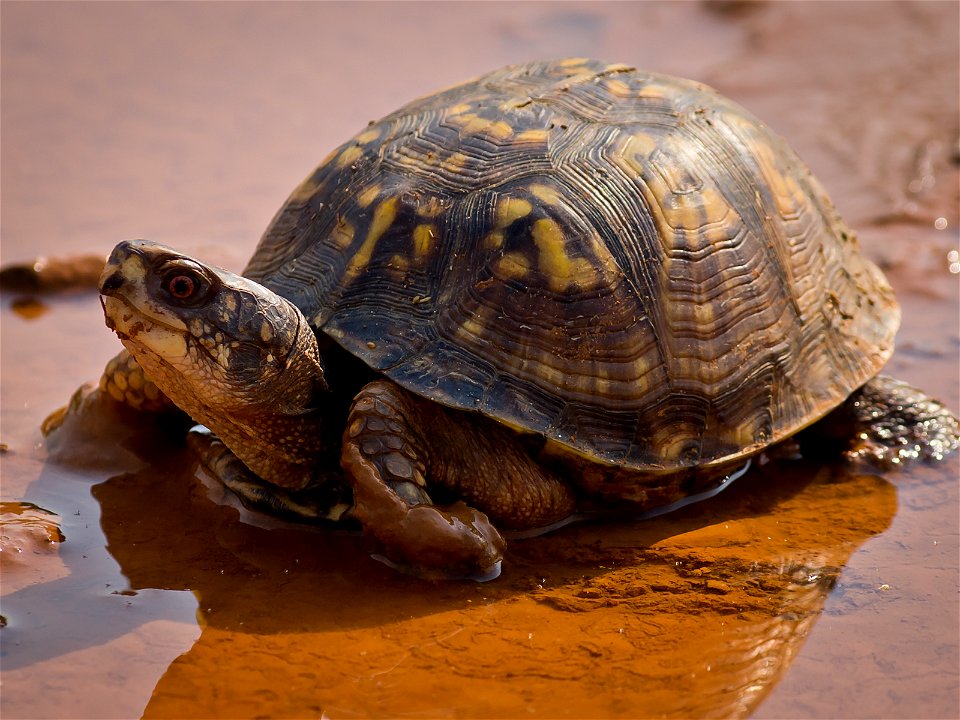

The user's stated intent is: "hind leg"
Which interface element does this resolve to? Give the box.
[803,375,958,468]
[341,380,577,579]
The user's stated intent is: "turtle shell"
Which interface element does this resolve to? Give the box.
[243,58,899,474]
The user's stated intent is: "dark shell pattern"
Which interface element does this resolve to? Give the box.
[243,58,899,473]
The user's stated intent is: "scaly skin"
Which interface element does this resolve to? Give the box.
[99,349,174,413]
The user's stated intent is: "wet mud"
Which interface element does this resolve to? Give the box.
[2,2,958,719]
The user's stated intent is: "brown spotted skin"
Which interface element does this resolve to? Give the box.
[244,59,899,476]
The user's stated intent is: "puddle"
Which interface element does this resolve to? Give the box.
[2,2,957,718]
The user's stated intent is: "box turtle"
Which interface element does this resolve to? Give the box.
[92,59,957,579]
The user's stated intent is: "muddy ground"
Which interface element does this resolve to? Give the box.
[1,2,958,718]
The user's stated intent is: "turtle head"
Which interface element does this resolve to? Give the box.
[99,240,330,489]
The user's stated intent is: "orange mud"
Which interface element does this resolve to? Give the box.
[1,2,958,719]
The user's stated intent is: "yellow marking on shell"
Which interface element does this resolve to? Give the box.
[657,187,733,234]
[495,197,532,228]
[413,224,435,258]
[560,57,589,68]
[462,115,493,135]
[447,102,472,115]
[604,62,633,73]
[358,184,381,208]
[454,115,513,141]
[515,128,550,145]
[484,197,534,252]
[696,187,734,226]
[449,112,478,128]
[531,218,595,291]
[486,120,515,141]
[331,216,355,248]
[494,251,532,280]
[637,83,671,101]
[388,254,410,274]
[606,79,632,97]
[457,314,487,342]
[502,96,533,111]
[355,128,380,144]
[260,322,273,343]
[491,120,515,140]
[484,230,504,251]
[626,132,659,160]
[335,145,363,169]
[416,196,445,218]
[529,184,563,206]
[344,197,399,280]
[440,152,468,172]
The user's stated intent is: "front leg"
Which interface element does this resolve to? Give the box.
[187,428,351,523]
[340,381,577,579]
[98,349,177,414]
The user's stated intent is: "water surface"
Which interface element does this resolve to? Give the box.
[2,2,958,718]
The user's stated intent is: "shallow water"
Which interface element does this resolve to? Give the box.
[1,2,958,718]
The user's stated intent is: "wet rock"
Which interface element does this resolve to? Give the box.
[0,254,105,294]
[0,502,65,564]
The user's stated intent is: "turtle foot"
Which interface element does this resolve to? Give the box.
[342,443,505,581]
[841,375,959,468]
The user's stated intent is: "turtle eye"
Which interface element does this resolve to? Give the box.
[166,274,196,299]
[159,261,214,306]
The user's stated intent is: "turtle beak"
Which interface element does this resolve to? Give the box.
[98,240,191,340]
[99,240,149,298]
[99,266,124,296]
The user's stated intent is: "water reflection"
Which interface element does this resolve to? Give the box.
[5,407,897,718]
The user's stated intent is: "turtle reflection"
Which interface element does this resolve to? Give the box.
[88,448,893,719]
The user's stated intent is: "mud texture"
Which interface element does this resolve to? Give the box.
[2,2,958,719]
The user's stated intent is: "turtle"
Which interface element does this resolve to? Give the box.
[90,59,957,579]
